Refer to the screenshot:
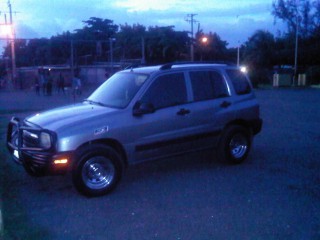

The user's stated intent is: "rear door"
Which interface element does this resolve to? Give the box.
[225,69,259,120]
[183,69,236,148]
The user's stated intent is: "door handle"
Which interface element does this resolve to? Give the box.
[177,108,190,116]
[220,101,231,108]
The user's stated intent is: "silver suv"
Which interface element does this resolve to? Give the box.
[7,63,262,197]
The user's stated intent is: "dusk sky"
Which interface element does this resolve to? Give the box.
[0,0,286,48]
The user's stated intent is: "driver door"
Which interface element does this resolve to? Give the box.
[129,72,193,162]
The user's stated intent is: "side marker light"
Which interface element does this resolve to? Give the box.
[54,159,68,165]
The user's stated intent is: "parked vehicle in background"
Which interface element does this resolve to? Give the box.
[7,62,262,197]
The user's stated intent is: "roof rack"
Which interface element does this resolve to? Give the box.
[159,61,236,70]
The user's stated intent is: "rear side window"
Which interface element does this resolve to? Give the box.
[142,73,187,109]
[189,71,229,101]
[226,69,251,95]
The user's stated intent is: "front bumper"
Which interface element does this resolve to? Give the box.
[7,117,71,175]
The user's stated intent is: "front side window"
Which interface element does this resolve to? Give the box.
[190,70,229,101]
[87,72,148,108]
[141,73,187,109]
[226,69,251,95]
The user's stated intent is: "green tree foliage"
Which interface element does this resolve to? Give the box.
[49,32,73,65]
[116,23,146,60]
[145,26,189,63]
[73,17,119,64]
[272,0,320,68]
[243,30,276,68]
[272,0,319,36]
[2,18,119,67]
[194,31,228,61]
[242,30,276,85]
[1,18,193,67]
[3,4,320,82]
[76,17,119,39]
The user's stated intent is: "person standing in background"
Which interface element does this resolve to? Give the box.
[57,72,65,94]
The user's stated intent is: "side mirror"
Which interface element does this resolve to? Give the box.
[133,101,155,116]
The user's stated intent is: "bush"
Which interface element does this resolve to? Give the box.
[248,68,273,87]
[306,66,320,85]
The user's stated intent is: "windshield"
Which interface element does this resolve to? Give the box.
[87,72,148,108]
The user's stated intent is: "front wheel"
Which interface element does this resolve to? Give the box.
[72,144,123,197]
[218,125,252,164]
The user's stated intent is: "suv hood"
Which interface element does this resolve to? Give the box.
[25,103,117,131]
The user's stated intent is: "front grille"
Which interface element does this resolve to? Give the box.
[8,118,56,171]
[22,151,51,167]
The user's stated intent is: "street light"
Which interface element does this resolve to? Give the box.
[1,23,16,88]
[201,36,208,44]
[0,24,13,37]
[236,15,240,66]
[200,36,209,61]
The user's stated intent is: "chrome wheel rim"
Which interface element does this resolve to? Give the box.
[82,156,115,189]
[229,133,248,159]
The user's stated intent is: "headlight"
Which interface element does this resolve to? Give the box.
[40,132,51,149]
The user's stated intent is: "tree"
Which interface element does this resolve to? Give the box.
[50,32,73,65]
[1,14,247,68]
[194,31,228,62]
[243,30,276,85]
[146,26,189,63]
[272,0,320,68]
[243,30,276,68]
[73,17,119,63]
[116,23,146,61]
[272,0,319,37]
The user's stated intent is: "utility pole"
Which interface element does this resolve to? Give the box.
[8,0,17,88]
[70,40,74,79]
[236,15,240,67]
[185,14,197,61]
[293,0,299,86]
[109,38,116,72]
[237,43,240,67]
[141,37,146,65]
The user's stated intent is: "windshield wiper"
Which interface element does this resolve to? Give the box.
[84,99,107,107]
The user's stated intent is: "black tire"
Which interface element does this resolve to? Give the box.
[218,125,252,164]
[72,144,123,197]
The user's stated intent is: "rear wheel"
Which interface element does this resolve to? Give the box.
[72,144,123,197]
[218,125,251,164]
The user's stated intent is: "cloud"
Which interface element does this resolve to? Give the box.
[15,23,40,39]
[112,0,198,12]
[0,0,286,48]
